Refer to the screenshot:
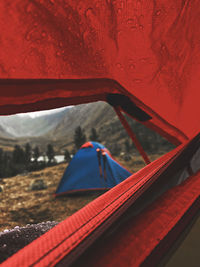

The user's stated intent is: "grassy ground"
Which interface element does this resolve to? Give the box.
[1,151,199,267]
[0,153,163,232]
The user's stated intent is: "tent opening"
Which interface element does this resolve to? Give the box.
[0,101,194,266]
[0,100,175,228]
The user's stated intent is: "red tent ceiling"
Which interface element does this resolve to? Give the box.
[0,0,199,144]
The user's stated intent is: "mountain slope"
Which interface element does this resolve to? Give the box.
[0,102,127,153]
[0,101,173,155]
[47,102,117,138]
[0,125,14,139]
[0,109,68,137]
[46,101,173,154]
[46,102,125,148]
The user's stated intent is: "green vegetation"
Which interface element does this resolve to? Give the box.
[33,146,40,163]
[64,149,71,163]
[46,144,55,163]
[0,143,56,179]
[0,120,174,179]
[103,115,175,156]
[89,128,100,142]
[74,126,86,150]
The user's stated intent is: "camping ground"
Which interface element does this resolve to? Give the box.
[1,152,200,267]
[0,153,161,231]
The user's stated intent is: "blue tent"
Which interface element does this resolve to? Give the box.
[55,142,132,195]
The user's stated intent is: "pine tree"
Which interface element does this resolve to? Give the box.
[89,128,100,142]
[109,143,121,156]
[3,152,9,176]
[33,146,40,163]
[64,149,71,163]
[12,145,25,164]
[74,126,86,149]
[25,143,32,165]
[0,148,3,178]
[46,144,55,163]
[124,139,131,153]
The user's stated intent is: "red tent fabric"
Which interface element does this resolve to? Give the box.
[0,1,200,266]
[0,1,200,144]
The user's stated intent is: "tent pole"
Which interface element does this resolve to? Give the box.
[114,106,151,165]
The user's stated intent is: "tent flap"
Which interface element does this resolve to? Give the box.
[0,0,200,143]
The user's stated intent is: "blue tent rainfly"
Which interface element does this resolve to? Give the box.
[55,142,132,196]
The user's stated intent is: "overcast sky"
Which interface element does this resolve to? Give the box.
[18,106,69,118]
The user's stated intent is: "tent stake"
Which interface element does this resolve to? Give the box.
[114,106,151,165]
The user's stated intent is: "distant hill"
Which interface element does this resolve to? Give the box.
[0,101,174,155]
[46,101,174,154]
[0,109,68,138]
[0,125,14,139]
[47,102,120,142]
[46,102,130,152]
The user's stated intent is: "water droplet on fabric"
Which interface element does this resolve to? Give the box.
[59,41,63,47]
[131,26,137,31]
[11,67,16,73]
[140,58,148,62]
[117,8,122,14]
[161,44,167,51]
[133,79,142,83]
[116,63,122,68]
[137,0,142,8]
[129,64,135,70]
[85,7,93,18]
[41,31,46,37]
[117,30,122,36]
[120,1,125,9]
[127,19,134,25]
[26,4,33,13]
[156,10,161,16]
